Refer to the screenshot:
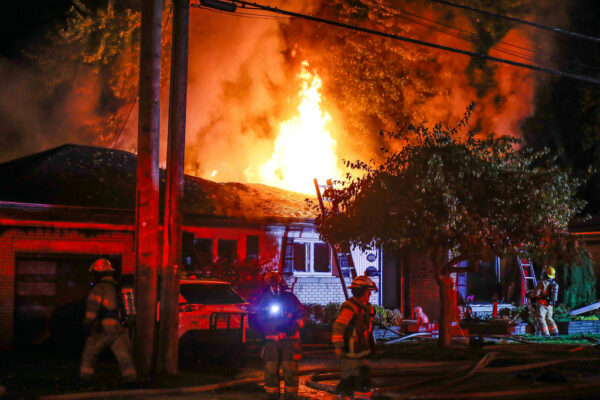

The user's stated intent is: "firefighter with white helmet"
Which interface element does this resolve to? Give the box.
[79,258,137,383]
[332,275,378,398]
[532,266,559,336]
[253,272,306,400]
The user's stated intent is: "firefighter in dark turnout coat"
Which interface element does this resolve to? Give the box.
[79,258,137,383]
[254,272,306,400]
[332,276,377,397]
[532,266,559,336]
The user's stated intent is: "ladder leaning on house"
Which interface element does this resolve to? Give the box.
[518,257,538,304]
[314,178,359,300]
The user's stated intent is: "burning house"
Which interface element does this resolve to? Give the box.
[0,144,390,350]
[0,143,558,350]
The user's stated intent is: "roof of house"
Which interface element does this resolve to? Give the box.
[0,144,317,222]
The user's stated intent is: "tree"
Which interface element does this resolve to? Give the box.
[31,0,171,145]
[315,104,586,346]
[556,249,596,309]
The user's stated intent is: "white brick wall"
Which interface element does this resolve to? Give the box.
[286,276,381,305]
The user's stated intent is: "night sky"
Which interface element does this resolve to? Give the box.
[0,0,598,215]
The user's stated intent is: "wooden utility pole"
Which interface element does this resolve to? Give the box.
[157,0,189,375]
[135,0,163,376]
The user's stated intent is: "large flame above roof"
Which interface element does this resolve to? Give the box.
[257,62,341,195]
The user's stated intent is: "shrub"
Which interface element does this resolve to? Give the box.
[304,303,342,327]
[374,305,403,327]
[556,249,596,309]
[305,303,403,328]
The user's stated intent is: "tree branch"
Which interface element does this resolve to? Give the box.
[442,255,468,275]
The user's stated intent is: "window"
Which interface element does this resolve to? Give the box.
[293,243,307,272]
[218,239,237,263]
[314,243,330,273]
[292,241,330,274]
[194,238,213,267]
[246,235,259,261]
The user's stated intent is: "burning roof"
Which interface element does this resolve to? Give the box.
[0,144,317,222]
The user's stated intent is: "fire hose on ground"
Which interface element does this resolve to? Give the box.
[39,336,600,400]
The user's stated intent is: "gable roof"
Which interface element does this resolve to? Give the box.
[0,144,317,222]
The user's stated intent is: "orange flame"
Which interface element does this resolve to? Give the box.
[257,62,341,194]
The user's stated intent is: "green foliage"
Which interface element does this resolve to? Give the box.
[556,249,597,309]
[572,315,599,321]
[553,304,571,322]
[304,303,402,328]
[314,104,585,345]
[304,303,343,328]
[374,305,403,327]
[30,0,172,142]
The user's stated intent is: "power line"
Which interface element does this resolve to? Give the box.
[430,0,600,43]
[368,0,600,75]
[213,0,600,85]
[192,4,294,20]
[112,4,174,148]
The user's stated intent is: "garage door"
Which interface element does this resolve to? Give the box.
[14,254,122,352]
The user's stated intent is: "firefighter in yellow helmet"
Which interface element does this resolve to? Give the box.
[79,258,137,383]
[332,275,378,398]
[532,266,559,336]
[253,272,306,400]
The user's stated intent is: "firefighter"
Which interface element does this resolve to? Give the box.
[332,276,378,398]
[532,266,559,336]
[79,258,137,383]
[253,272,306,400]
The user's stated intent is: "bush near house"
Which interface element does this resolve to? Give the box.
[301,303,403,343]
[555,250,597,309]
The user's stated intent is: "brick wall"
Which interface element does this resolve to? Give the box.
[0,227,135,350]
[289,276,381,306]
[408,252,439,321]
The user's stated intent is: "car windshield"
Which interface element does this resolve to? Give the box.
[180,283,246,305]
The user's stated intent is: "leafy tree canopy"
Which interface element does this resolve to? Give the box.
[318,104,585,265]
[315,104,586,345]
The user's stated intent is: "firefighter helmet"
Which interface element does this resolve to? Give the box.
[89,258,114,273]
[546,266,556,279]
[263,272,282,286]
[348,275,378,292]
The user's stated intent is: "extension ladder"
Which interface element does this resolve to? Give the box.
[314,178,359,299]
[518,257,537,303]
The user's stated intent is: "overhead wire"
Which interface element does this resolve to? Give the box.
[112,4,174,149]
[191,3,294,20]
[368,0,600,75]
[214,0,600,85]
[430,0,600,43]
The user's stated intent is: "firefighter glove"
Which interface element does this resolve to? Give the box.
[334,347,346,358]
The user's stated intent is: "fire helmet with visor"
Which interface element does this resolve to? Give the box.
[89,258,114,273]
[348,275,378,292]
[263,272,282,287]
[546,266,556,279]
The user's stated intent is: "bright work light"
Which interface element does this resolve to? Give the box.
[269,304,280,314]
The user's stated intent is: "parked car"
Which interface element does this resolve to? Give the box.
[123,275,249,347]
[177,278,249,346]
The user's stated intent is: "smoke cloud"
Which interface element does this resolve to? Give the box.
[0,0,562,190]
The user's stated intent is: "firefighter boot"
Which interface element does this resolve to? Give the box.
[354,366,372,399]
[335,376,355,398]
